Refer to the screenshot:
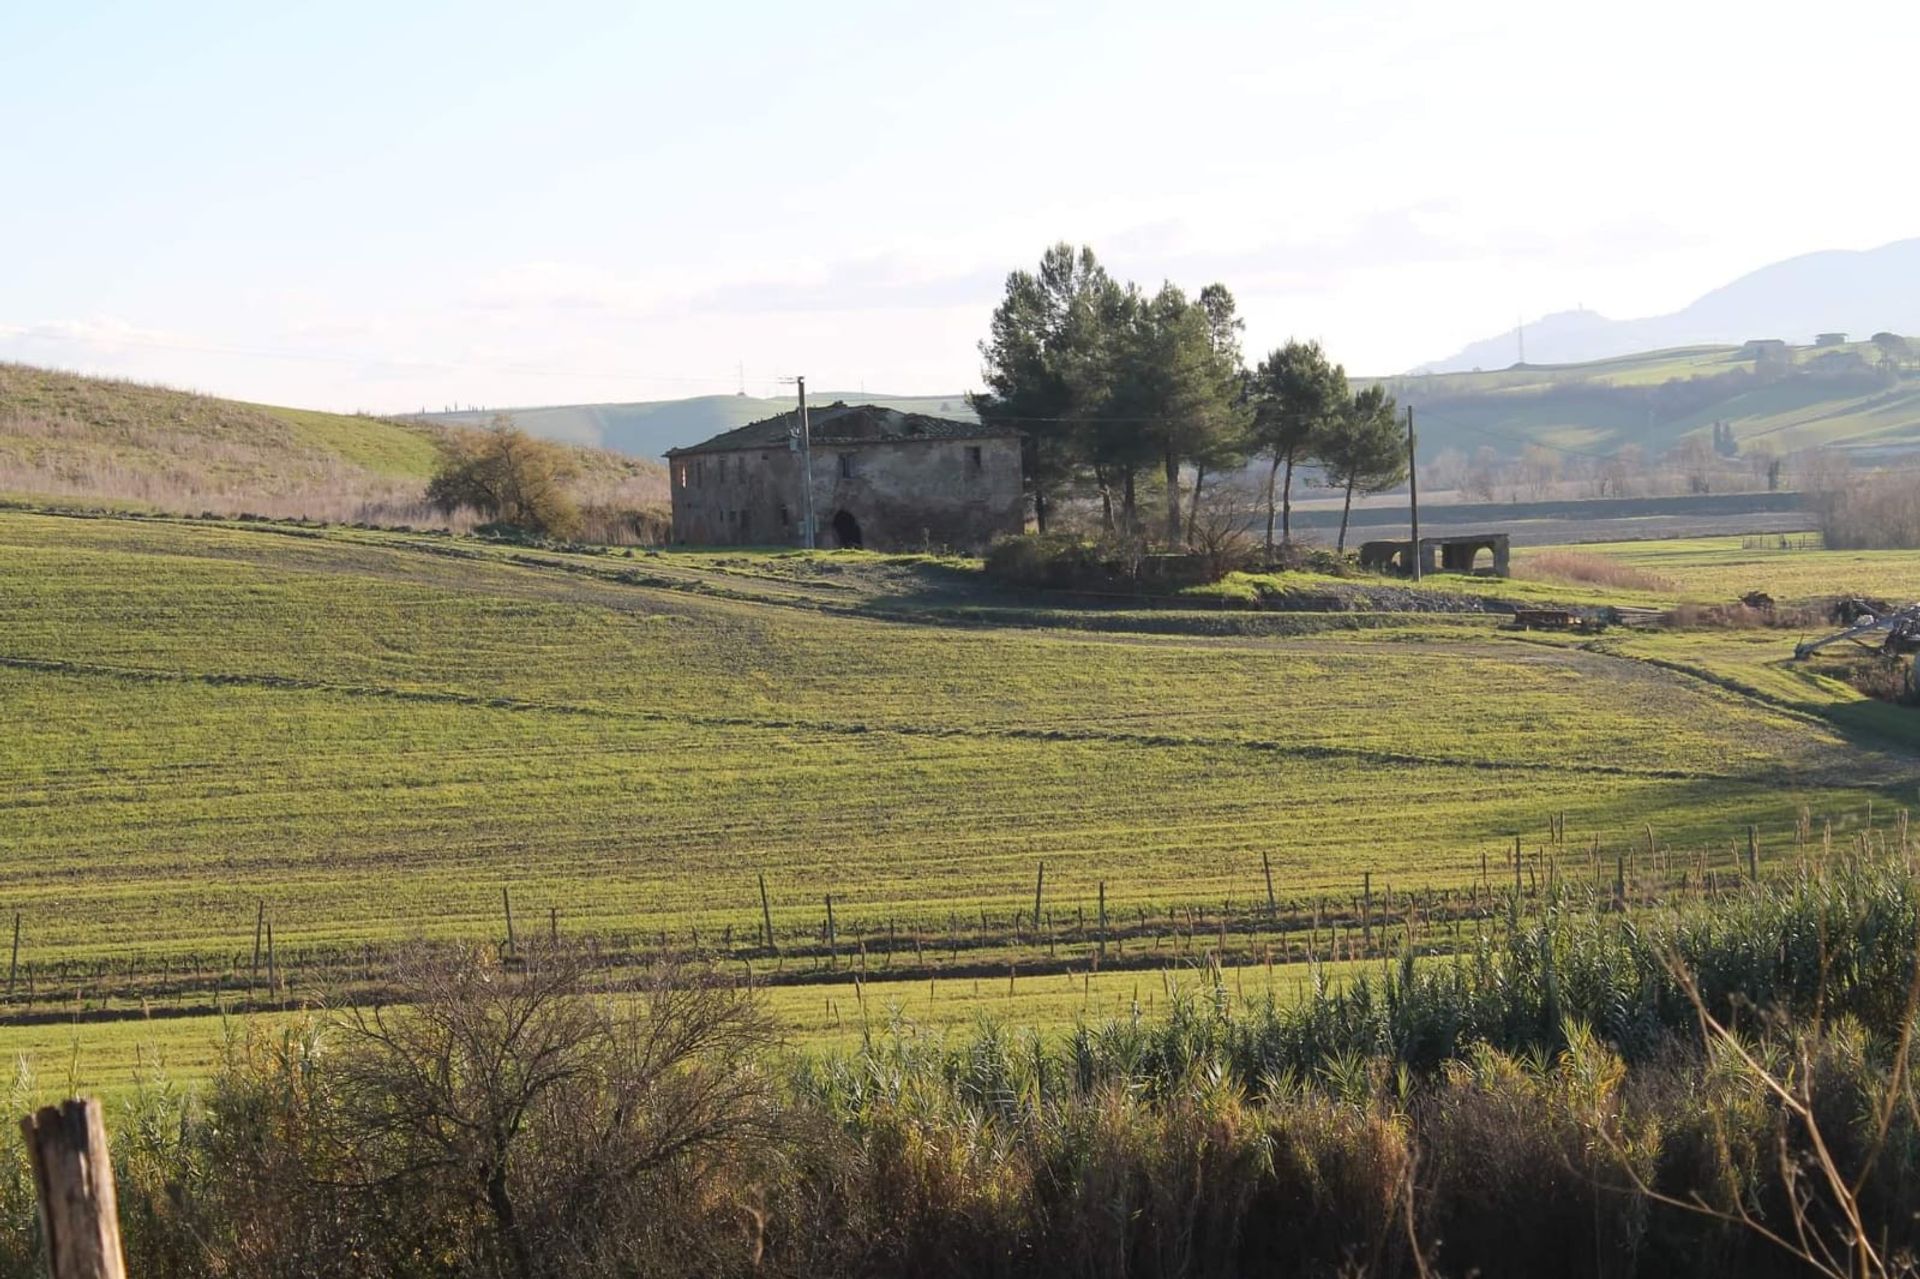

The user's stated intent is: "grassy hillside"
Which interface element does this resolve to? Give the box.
[1377,338,1920,463]
[422,392,974,459]
[0,512,1916,1089]
[0,363,666,523]
[418,341,1920,475]
[0,512,1910,960]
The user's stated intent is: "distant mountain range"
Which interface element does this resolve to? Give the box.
[1419,237,1920,373]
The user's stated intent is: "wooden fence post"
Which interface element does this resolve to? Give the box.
[502,887,517,957]
[825,894,837,970]
[249,901,263,1004]
[7,912,18,1001]
[21,1098,127,1279]
[1097,881,1107,963]
[1033,861,1045,933]
[1362,872,1373,951]
[1746,825,1760,882]
[758,873,776,954]
[1262,852,1277,921]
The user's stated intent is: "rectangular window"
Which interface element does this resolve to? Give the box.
[778,504,790,526]
[839,453,854,479]
[676,464,688,489]
[966,445,982,473]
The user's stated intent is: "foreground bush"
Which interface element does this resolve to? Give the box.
[6,858,1920,1277]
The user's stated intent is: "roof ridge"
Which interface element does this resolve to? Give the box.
[665,402,1017,456]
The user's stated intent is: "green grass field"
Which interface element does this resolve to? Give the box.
[2,510,1917,1078]
[0,957,1373,1100]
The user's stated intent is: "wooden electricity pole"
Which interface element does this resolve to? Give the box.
[1406,404,1421,582]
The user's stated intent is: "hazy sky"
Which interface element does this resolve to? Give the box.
[4,0,1917,412]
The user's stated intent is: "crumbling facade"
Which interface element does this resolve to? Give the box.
[665,403,1023,551]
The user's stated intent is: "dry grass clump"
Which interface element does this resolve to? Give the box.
[1521,549,1675,593]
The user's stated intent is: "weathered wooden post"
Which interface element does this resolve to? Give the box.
[1032,861,1045,933]
[758,873,776,953]
[1361,872,1373,951]
[7,912,19,1001]
[501,886,517,957]
[1262,851,1277,922]
[21,1098,127,1279]
[825,894,837,970]
[249,901,263,1005]
[1746,825,1760,882]
[1097,881,1108,963]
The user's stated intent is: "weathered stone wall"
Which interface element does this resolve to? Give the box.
[669,435,1023,551]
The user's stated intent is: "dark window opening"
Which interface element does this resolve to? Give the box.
[966,445,982,473]
[838,452,855,479]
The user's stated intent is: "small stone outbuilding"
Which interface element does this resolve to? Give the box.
[1358,533,1511,577]
[665,403,1023,551]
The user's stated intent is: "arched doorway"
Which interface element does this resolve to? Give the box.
[830,509,863,548]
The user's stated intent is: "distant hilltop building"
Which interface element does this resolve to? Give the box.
[664,403,1024,551]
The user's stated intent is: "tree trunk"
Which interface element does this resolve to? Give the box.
[1184,465,1207,547]
[1337,474,1356,552]
[1122,469,1137,531]
[1263,455,1281,559]
[484,1166,534,1279]
[1281,450,1296,545]
[1033,488,1049,534]
[1094,466,1114,533]
[1163,451,1181,548]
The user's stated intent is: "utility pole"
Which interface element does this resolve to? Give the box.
[784,376,817,549]
[1406,404,1421,582]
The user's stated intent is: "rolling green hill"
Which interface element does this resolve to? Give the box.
[0,362,665,522]
[1377,338,1920,463]
[423,340,1920,471]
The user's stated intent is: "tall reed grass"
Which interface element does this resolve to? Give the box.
[3,855,1916,1277]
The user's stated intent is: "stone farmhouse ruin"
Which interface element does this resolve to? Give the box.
[665,403,1024,551]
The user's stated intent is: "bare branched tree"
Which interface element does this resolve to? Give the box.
[323,945,779,1279]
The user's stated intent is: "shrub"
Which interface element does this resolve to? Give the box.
[1814,472,1920,550]
[984,532,1115,589]
[427,420,585,539]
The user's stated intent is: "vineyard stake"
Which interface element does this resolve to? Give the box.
[758,872,776,953]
